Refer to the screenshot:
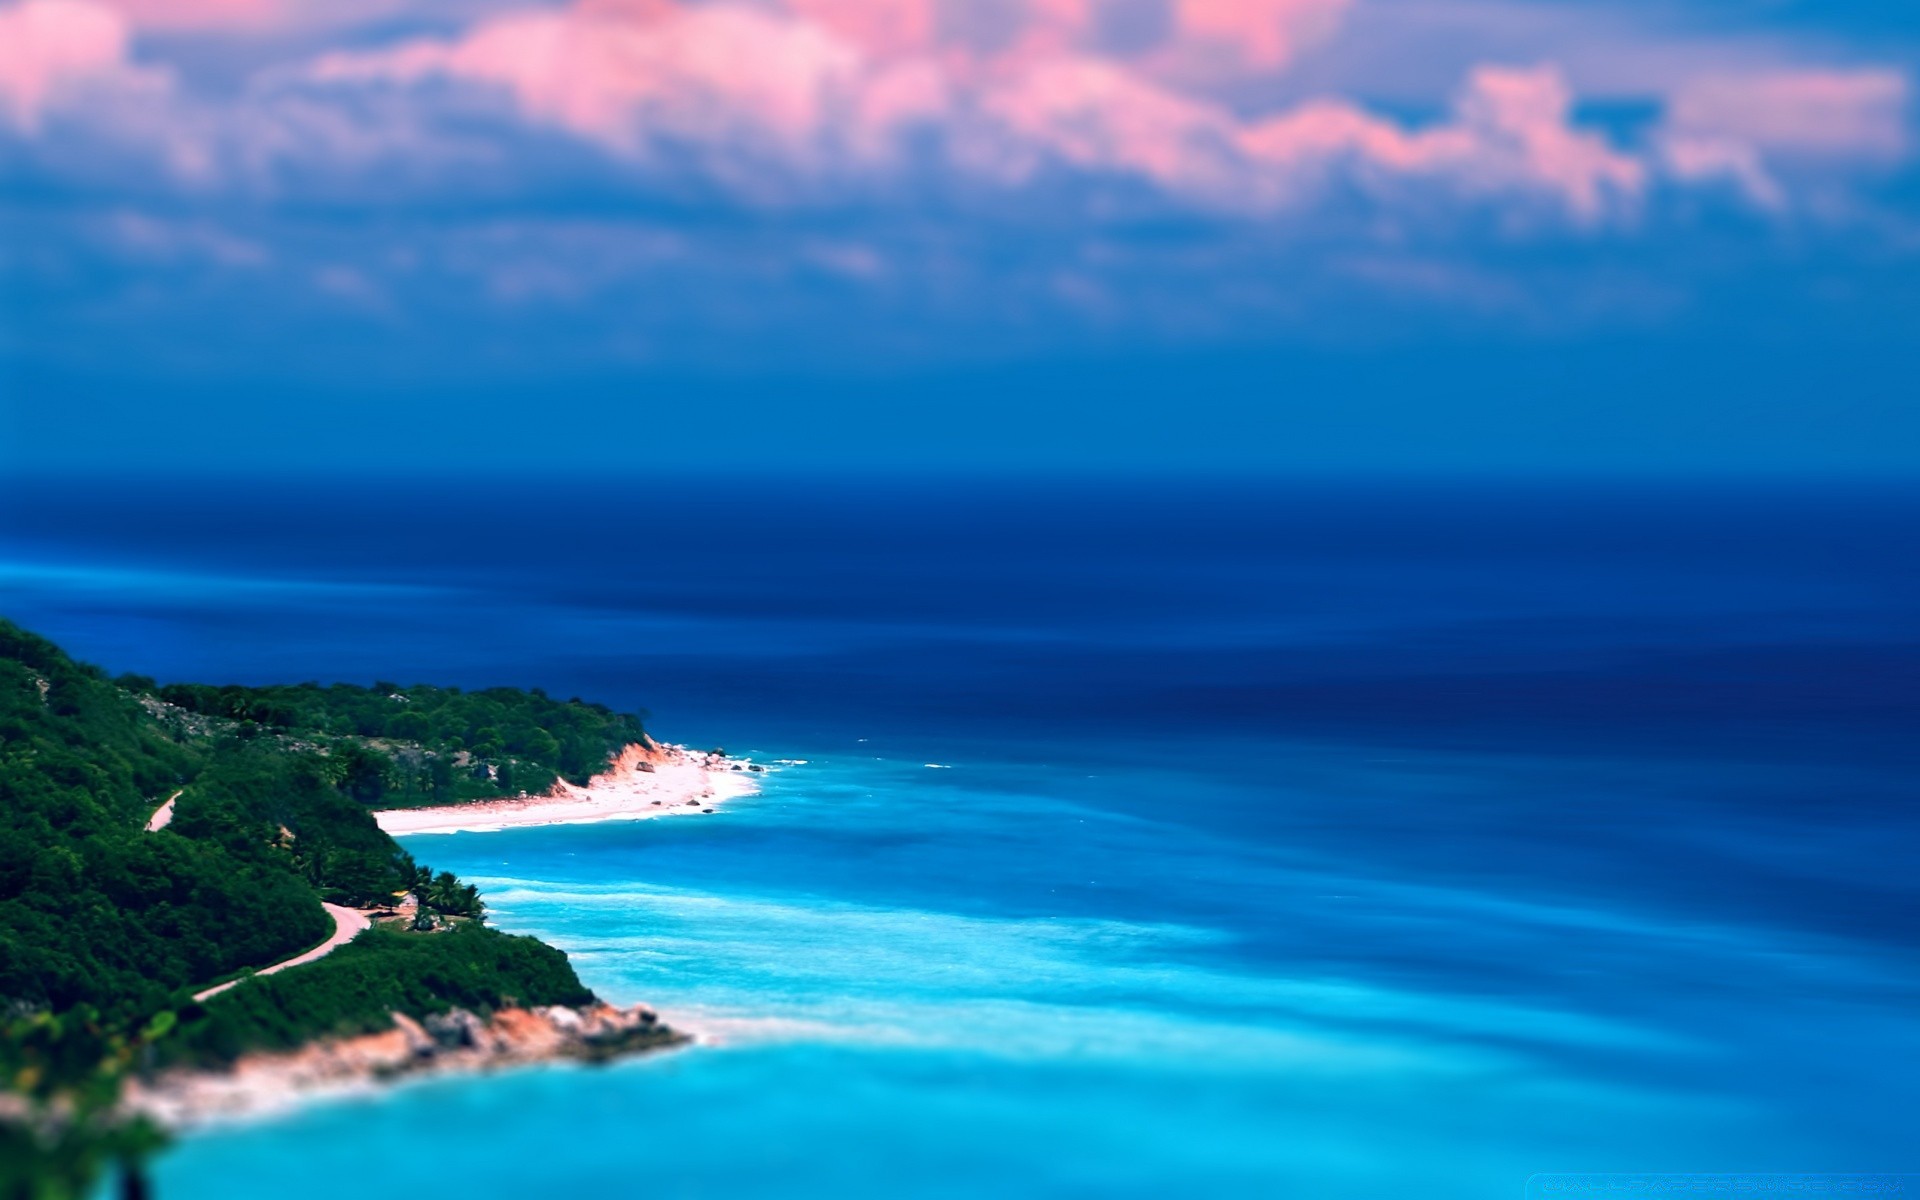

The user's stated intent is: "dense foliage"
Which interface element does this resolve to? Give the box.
[0,622,330,1021]
[148,679,645,806]
[168,925,594,1066]
[0,620,615,1199]
[174,745,419,908]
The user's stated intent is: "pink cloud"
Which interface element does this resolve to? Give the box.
[779,0,936,57]
[1449,65,1646,218]
[1170,0,1349,72]
[311,4,897,184]
[303,7,1659,225]
[1658,135,1783,212]
[1242,66,1646,222]
[576,0,677,19]
[968,57,1242,194]
[560,0,1353,77]
[0,0,1822,233]
[0,0,127,126]
[99,0,276,31]
[1006,0,1094,56]
[1666,69,1910,164]
[0,0,135,129]
[793,0,1354,75]
[947,58,1647,222]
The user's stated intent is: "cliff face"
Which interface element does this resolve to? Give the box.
[573,737,674,788]
[555,737,743,795]
[126,1003,687,1128]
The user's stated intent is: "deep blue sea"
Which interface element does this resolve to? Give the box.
[5,476,1916,1198]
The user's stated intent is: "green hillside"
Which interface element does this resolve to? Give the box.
[0,620,631,1200]
[147,679,646,807]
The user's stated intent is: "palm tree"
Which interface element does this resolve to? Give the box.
[403,861,437,930]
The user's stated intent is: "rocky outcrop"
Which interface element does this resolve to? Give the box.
[569,738,737,795]
[124,1002,687,1128]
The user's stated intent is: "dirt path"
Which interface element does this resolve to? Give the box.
[192,903,372,1003]
[145,790,183,832]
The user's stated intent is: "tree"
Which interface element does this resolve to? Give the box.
[334,745,388,806]
[389,711,429,742]
[428,755,454,804]
[420,870,484,921]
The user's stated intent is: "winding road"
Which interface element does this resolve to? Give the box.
[145,790,183,832]
[192,903,372,1003]
[146,795,372,1001]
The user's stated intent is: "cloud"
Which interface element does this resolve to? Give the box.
[7,0,1903,232]
[298,3,1651,223]
[97,0,276,31]
[1168,0,1349,72]
[307,4,896,187]
[964,60,1650,224]
[778,0,937,58]
[964,56,1245,197]
[1645,67,1910,213]
[736,0,1353,71]
[1657,134,1783,213]
[1241,66,1645,222]
[5,0,1916,366]
[1665,69,1910,166]
[0,0,157,130]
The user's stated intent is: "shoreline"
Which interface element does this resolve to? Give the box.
[374,739,763,836]
[138,740,768,1130]
[126,1002,690,1130]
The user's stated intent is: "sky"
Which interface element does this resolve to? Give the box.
[1,0,1917,475]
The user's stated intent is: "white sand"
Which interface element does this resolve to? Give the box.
[373,741,761,836]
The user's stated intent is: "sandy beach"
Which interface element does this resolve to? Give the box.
[374,739,762,836]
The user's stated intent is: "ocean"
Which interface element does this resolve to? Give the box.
[5,476,1915,1198]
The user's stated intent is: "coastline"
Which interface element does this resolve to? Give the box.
[374,739,763,836]
[126,1002,689,1130]
[133,740,766,1130]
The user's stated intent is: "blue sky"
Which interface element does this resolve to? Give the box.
[2,0,1917,475]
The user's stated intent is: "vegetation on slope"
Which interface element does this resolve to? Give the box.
[0,622,330,1022]
[167,925,594,1067]
[0,620,627,1199]
[146,680,645,807]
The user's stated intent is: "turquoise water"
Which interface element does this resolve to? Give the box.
[151,744,1913,1198]
[13,480,1914,1196]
